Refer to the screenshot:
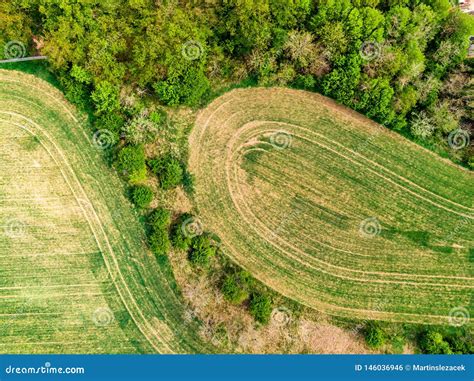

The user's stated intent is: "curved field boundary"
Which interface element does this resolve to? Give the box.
[189,88,474,324]
[0,70,212,353]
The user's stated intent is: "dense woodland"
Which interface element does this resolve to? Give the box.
[1,0,473,167]
[1,0,473,354]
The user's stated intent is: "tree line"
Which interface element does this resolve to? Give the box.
[1,0,473,167]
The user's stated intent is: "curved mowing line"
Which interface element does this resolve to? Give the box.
[190,88,474,324]
[228,119,473,219]
[0,72,212,353]
[226,124,474,286]
[1,114,171,353]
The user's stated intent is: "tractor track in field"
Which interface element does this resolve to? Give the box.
[190,87,474,324]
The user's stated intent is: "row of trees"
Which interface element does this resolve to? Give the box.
[363,322,473,354]
[1,0,472,167]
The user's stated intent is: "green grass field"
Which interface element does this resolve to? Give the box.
[0,70,211,353]
[189,87,474,325]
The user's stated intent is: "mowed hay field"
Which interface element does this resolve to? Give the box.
[0,70,210,353]
[190,88,474,325]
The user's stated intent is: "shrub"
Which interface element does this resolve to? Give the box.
[91,81,120,114]
[249,292,272,324]
[364,322,386,349]
[149,155,184,190]
[70,64,92,84]
[148,228,170,257]
[445,331,474,354]
[115,145,147,184]
[130,185,153,209]
[95,112,125,134]
[188,235,216,266]
[154,65,210,106]
[147,208,172,257]
[293,74,316,90]
[420,330,453,354]
[149,208,171,231]
[221,271,251,304]
[60,77,90,110]
[122,114,160,144]
[182,170,195,195]
[149,109,168,126]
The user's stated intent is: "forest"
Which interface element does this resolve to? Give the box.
[1,0,473,168]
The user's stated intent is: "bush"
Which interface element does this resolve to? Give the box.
[149,208,171,231]
[182,170,195,195]
[122,114,160,144]
[249,292,272,324]
[59,76,90,110]
[364,322,386,349]
[115,145,147,183]
[149,155,184,190]
[148,228,170,257]
[420,330,452,354]
[95,112,125,134]
[445,331,474,354]
[149,109,168,126]
[188,235,216,266]
[221,271,251,304]
[292,74,316,90]
[91,81,120,114]
[130,185,153,209]
[147,208,172,257]
[154,65,210,106]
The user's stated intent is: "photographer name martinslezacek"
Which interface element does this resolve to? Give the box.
[411,364,466,372]
[355,363,467,372]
